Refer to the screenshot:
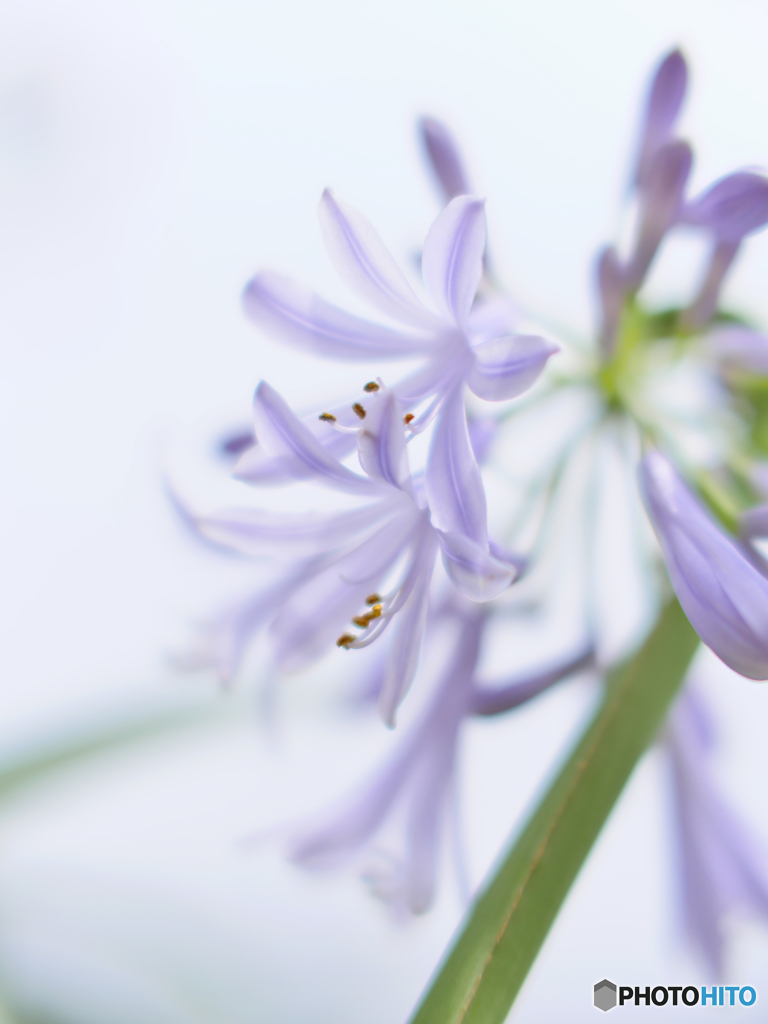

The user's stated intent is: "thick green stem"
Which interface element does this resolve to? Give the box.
[409,599,699,1024]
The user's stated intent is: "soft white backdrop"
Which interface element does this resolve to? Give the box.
[1,1,768,1021]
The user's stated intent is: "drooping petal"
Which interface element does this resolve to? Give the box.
[251,381,377,495]
[639,451,768,679]
[471,643,595,716]
[437,530,518,601]
[635,48,688,187]
[319,190,437,329]
[357,388,413,494]
[243,271,436,360]
[426,386,488,544]
[682,172,768,242]
[419,116,472,203]
[467,333,558,401]
[422,196,486,328]
[194,499,400,559]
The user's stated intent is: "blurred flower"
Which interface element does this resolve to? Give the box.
[639,450,768,680]
[666,685,768,975]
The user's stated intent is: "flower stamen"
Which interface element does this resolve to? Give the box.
[336,633,356,648]
[363,381,380,392]
[352,403,367,419]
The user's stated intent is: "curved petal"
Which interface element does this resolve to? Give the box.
[466,294,520,345]
[357,388,413,494]
[319,190,437,329]
[640,451,768,680]
[740,503,768,539]
[419,116,472,203]
[426,387,487,543]
[682,172,768,242]
[242,271,434,360]
[194,499,399,559]
[437,530,518,601]
[251,381,376,495]
[422,196,486,328]
[467,333,558,401]
[635,48,688,187]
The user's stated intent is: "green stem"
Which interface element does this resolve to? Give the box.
[409,599,699,1024]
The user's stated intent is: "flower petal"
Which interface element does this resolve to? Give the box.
[251,381,376,495]
[437,530,517,601]
[635,48,688,186]
[421,196,486,328]
[319,190,437,329]
[419,116,472,203]
[426,386,488,544]
[242,271,435,360]
[357,388,413,494]
[194,500,399,559]
[467,333,558,401]
[466,294,520,345]
[595,246,626,358]
[708,327,768,376]
[682,172,768,242]
[640,451,768,679]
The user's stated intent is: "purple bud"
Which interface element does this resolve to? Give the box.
[635,48,688,188]
[419,116,472,203]
[683,240,740,329]
[639,450,768,680]
[595,245,626,357]
[683,172,768,242]
[708,327,768,376]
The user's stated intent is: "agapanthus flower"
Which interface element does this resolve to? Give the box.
[287,598,593,914]
[186,380,519,723]
[639,450,768,680]
[243,189,557,435]
[666,685,768,975]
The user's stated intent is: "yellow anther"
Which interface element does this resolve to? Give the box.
[319,412,337,422]
[404,413,415,425]
[352,403,366,419]
[336,633,355,648]
[364,381,380,392]
[352,614,372,627]
[365,593,382,605]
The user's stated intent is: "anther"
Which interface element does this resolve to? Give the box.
[352,403,366,420]
[351,604,383,629]
[319,412,337,422]
[363,381,380,392]
[404,413,415,425]
[336,633,355,648]
[365,594,382,605]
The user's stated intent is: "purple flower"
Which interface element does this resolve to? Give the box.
[286,601,593,914]
[682,173,768,326]
[186,381,519,722]
[707,326,768,377]
[666,685,768,975]
[639,450,768,680]
[633,48,688,190]
[243,190,557,425]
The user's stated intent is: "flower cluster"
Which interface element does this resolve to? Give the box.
[177,48,768,967]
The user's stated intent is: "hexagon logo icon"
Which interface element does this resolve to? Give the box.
[594,979,617,1012]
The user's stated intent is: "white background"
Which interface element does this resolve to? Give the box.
[1,0,768,1021]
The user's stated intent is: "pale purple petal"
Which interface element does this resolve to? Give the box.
[319,190,437,329]
[422,196,486,328]
[467,333,558,401]
[626,140,692,289]
[251,381,377,495]
[466,294,520,345]
[708,327,768,376]
[357,388,413,494]
[467,416,498,466]
[437,530,518,601]
[635,48,688,187]
[471,643,595,716]
[270,509,420,670]
[639,451,768,679]
[419,116,472,203]
[194,499,400,559]
[378,537,437,726]
[595,246,626,357]
[243,271,436,360]
[750,461,768,498]
[426,386,487,544]
[740,503,768,539]
[682,172,768,241]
